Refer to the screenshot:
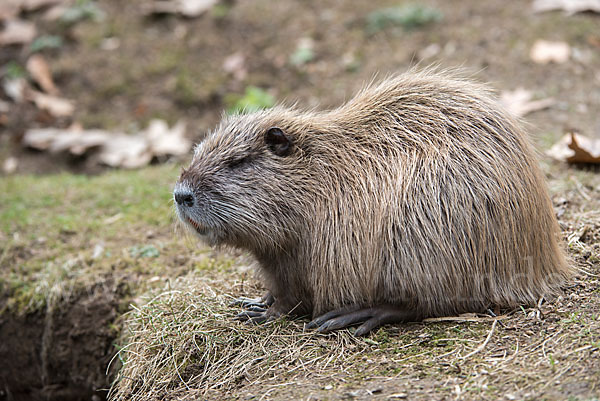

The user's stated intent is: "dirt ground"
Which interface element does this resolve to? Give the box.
[1,0,599,400]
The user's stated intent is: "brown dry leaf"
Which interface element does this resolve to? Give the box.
[1,0,65,21]
[27,89,74,117]
[43,4,67,20]
[20,0,64,11]
[547,132,600,164]
[0,3,19,21]
[532,0,600,14]
[0,19,36,46]
[23,120,191,168]
[98,135,152,169]
[500,88,555,117]
[418,43,441,60]
[23,127,109,154]
[223,52,247,81]
[178,0,218,16]
[144,119,190,156]
[2,77,27,102]
[146,0,218,17]
[26,54,59,95]
[2,157,18,174]
[530,40,571,64]
[0,99,10,113]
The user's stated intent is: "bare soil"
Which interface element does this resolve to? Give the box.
[1,280,128,400]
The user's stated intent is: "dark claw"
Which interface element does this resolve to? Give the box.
[234,310,265,321]
[230,296,268,309]
[245,315,267,325]
[316,308,374,333]
[308,305,421,336]
[246,313,275,325]
[355,318,382,336]
[306,306,358,330]
[230,292,275,310]
[246,306,267,313]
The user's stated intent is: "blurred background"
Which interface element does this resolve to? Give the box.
[1,0,599,173]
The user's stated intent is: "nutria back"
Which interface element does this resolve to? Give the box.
[174,68,571,330]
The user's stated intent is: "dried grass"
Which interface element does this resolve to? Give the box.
[108,277,369,401]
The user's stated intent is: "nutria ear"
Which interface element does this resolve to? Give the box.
[265,127,292,156]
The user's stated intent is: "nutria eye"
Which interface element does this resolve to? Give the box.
[228,156,250,169]
[265,127,292,157]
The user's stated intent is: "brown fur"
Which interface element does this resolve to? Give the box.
[176,68,571,320]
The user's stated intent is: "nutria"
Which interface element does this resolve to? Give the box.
[173,68,571,336]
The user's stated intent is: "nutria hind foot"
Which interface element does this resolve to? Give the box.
[307,305,422,336]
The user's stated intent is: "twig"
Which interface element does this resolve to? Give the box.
[424,315,508,323]
[460,320,497,360]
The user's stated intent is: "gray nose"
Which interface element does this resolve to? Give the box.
[174,188,195,207]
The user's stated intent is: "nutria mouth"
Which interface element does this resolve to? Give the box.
[187,217,207,235]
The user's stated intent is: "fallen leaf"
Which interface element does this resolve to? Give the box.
[418,43,441,60]
[0,99,10,113]
[23,127,109,154]
[26,54,59,95]
[500,88,555,117]
[23,120,191,168]
[0,3,19,21]
[146,0,218,17]
[20,0,64,11]
[530,40,571,64]
[100,36,120,51]
[547,132,600,164]
[145,119,190,156]
[178,0,217,16]
[1,0,64,21]
[0,19,36,46]
[27,89,74,117]
[92,243,105,259]
[98,135,152,168]
[532,0,600,14]
[2,157,18,174]
[2,77,27,102]
[223,52,247,81]
[43,4,68,20]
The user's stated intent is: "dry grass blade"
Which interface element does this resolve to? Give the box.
[460,319,497,359]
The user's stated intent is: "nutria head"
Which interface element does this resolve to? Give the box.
[173,108,316,254]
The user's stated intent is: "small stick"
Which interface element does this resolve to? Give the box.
[461,319,497,360]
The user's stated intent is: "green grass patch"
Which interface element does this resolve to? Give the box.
[0,165,177,235]
[366,4,443,33]
[0,164,211,314]
[226,86,276,115]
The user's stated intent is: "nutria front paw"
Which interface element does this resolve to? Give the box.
[231,292,274,310]
[233,292,279,325]
[234,307,281,325]
[307,305,421,336]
